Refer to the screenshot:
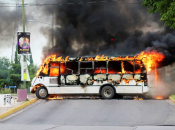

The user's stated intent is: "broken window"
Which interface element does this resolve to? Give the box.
[66,62,78,74]
[49,62,59,77]
[80,62,93,74]
[108,61,121,74]
[122,61,133,73]
[134,61,141,74]
[94,61,106,74]
[60,62,65,75]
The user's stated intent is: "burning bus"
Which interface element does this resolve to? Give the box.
[30,52,164,99]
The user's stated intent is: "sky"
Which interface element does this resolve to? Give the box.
[0,0,174,66]
[0,0,52,66]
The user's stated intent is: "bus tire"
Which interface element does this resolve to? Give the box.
[101,86,115,99]
[36,86,49,99]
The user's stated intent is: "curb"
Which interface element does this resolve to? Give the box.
[0,98,37,119]
[169,96,175,104]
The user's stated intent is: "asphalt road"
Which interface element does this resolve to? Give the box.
[1,99,175,130]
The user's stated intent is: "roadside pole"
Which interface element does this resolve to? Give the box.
[22,0,26,88]
[52,6,54,47]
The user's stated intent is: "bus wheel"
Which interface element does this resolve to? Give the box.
[36,86,49,99]
[101,86,115,99]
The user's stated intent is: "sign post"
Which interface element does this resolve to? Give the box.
[22,0,26,88]
[17,0,30,85]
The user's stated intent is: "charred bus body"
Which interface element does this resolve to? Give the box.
[30,56,149,99]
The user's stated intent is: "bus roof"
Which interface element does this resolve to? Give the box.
[49,55,143,62]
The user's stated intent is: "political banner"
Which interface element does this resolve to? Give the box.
[17,31,31,55]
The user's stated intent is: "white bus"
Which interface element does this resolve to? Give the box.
[30,56,149,99]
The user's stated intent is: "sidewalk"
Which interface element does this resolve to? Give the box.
[0,94,36,115]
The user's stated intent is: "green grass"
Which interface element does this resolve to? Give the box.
[170,95,175,100]
[11,94,17,96]
[0,88,12,94]
[22,98,30,104]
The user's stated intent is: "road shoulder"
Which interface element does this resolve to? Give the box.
[0,94,38,119]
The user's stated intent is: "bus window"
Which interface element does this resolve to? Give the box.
[60,62,65,74]
[94,61,106,74]
[66,62,78,74]
[108,61,121,74]
[50,62,59,77]
[50,62,59,67]
[80,62,93,74]
[134,61,141,73]
[122,61,133,74]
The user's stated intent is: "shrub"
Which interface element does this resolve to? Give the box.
[0,88,11,94]
[19,83,27,89]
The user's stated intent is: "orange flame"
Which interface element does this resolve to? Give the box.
[31,84,42,93]
[94,69,106,74]
[36,54,69,77]
[155,96,164,99]
[136,51,164,87]
[136,51,165,71]
[47,94,63,100]
[36,51,165,82]
[94,54,108,61]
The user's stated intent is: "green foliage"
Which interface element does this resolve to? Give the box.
[142,0,175,29]
[11,64,21,74]
[9,63,21,87]
[0,57,11,89]
[0,88,12,94]
[19,83,27,89]
[28,64,38,80]
[9,74,21,87]
[15,45,20,64]
[0,57,11,70]
[171,95,175,100]
[22,98,30,104]
[0,56,38,90]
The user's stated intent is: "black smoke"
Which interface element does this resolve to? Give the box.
[39,0,175,65]
[0,7,17,48]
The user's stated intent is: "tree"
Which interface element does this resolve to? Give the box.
[9,64,21,87]
[0,57,11,88]
[142,0,175,29]
[9,63,38,88]
[0,56,39,90]
[28,64,38,81]
[14,45,20,64]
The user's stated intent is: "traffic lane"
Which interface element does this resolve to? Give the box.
[1,125,175,130]
[0,124,136,130]
[1,100,175,126]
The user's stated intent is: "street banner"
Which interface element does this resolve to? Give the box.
[20,56,30,81]
[17,31,31,55]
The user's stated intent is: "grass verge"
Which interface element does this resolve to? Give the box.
[170,95,175,100]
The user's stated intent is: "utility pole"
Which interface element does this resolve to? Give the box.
[22,0,26,88]
[52,6,54,47]
[11,0,33,65]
